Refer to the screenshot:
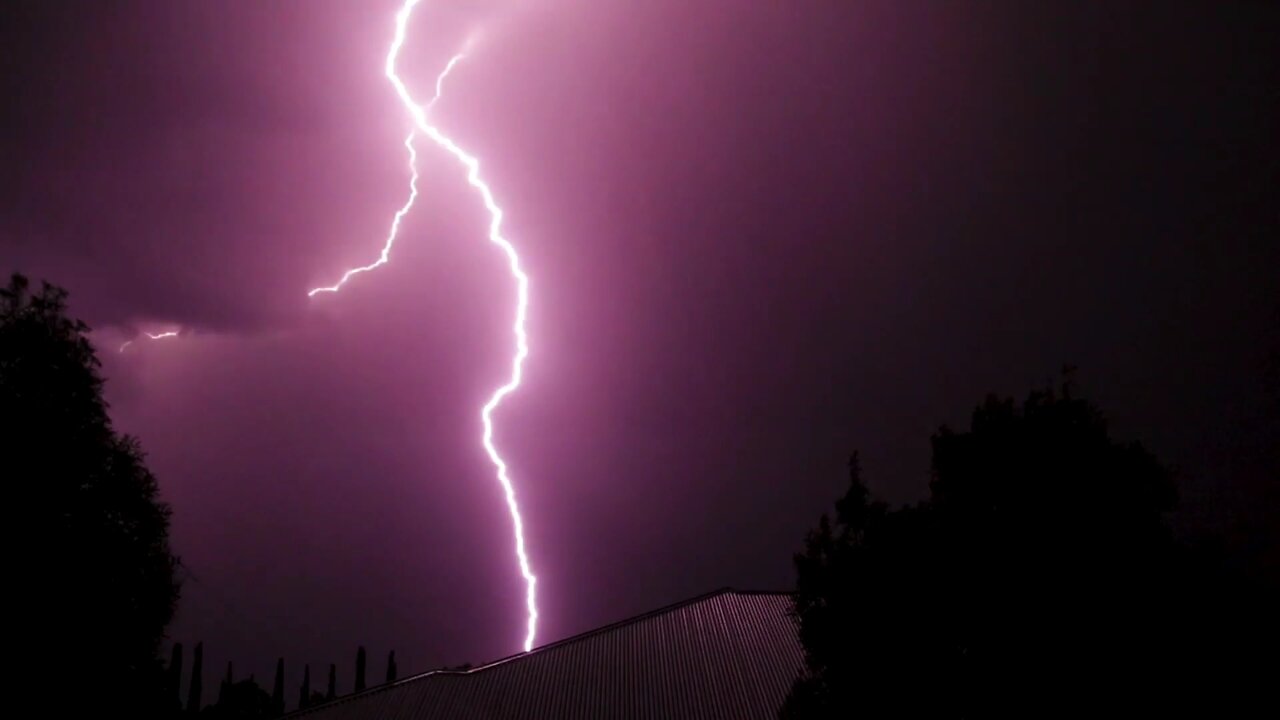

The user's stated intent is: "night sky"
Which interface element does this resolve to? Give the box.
[3,0,1277,695]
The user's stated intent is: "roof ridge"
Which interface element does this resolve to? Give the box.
[286,587,793,717]
[464,587,764,672]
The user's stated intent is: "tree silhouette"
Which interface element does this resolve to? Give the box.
[219,662,233,706]
[270,658,284,716]
[325,664,336,701]
[186,642,203,714]
[354,646,366,693]
[782,376,1275,718]
[2,274,180,715]
[385,650,397,684]
[167,643,185,711]
[298,665,311,710]
[203,677,273,719]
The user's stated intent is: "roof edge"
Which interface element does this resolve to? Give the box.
[286,587,793,717]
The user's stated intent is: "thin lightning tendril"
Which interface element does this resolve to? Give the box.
[425,53,465,113]
[312,0,539,652]
[119,331,180,353]
[307,134,420,296]
[306,52,462,297]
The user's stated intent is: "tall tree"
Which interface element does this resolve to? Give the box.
[326,664,336,701]
[385,650,397,684]
[185,642,203,714]
[782,377,1271,717]
[2,274,180,715]
[354,646,366,693]
[219,662,233,706]
[298,664,311,710]
[271,658,285,716]
[167,643,184,710]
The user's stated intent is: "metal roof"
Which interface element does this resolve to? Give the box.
[289,589,803,720]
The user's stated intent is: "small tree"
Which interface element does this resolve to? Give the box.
[326,664,336,700]
[219,662,233,706]
[354,646,366,693]
[186,642,203,714]
[167,643,185,710]
[298,665,311,710]
[270,658,285,716]
[385,650,397,684]
[206,676,273,719]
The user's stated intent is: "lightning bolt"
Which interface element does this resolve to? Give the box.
[311,0,539,652]
[119,330,180,353]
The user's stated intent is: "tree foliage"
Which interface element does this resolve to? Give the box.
[783,377,1274,717]
[202,677,273,719]
[2,274,180,714]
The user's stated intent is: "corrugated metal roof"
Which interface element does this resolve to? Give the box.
[289,589,803,720]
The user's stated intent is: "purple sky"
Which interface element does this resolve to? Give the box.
[3,0,1277,699]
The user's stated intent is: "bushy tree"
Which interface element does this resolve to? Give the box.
[2,274,180,715]
[203,677,273,719]
[783,376,1273,717]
